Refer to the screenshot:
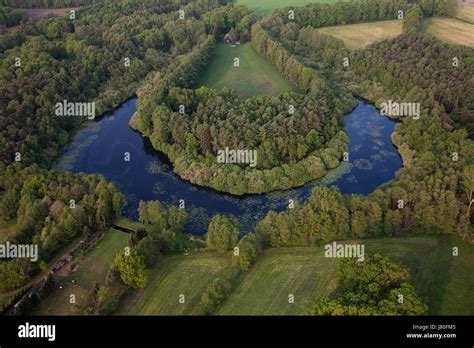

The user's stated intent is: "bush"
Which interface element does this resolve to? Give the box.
[200,277,232,314]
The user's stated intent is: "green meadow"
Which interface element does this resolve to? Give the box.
[218,236,473,315]
[114,235,473,316]
[198,43,295,99]
[118,252,236,315]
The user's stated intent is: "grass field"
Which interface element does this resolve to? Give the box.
[33,233,473,315]
[118,252,236,315]
[456,3,474,24]
[217,248,337,315]
[364,236,473,315]
[318,20,403,50]
[318,18,474,50]
[218,236,474,315]
[197,43,296,99]
[423,18,474,48]
[33,228,129,315]
[237,0,340,16]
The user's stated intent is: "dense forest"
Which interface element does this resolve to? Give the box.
[250,1,473,244]
[345,34,474,136]
[0,0,231,166]
[0,163,122,293]
[0,7,29,29]
[0,0,472,315]
[0,0,236,306]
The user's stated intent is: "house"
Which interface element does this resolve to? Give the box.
[224,28,237,43]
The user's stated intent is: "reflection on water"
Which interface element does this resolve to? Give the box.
[54,99,402,234]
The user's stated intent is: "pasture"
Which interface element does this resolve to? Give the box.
[198,43,296,99]
[318,20,403,50]
[218,236,473,315]
[423,18,474,47]
[117,252,236,315]
[456,3,474,24]
[236,0,340,16]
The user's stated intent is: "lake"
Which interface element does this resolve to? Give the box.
[54,98,402,234]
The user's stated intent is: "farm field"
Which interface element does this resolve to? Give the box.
[423,18,474,47]
[217,247,337,315]
[114,235,473,316]
[197,43,296,99]
[117,252,236,315]
[318,18,474,50]
[217,236,473,315]
[318,20,403,50]
[236,0,340,15]
[33,228,129,315]
[456,3,474,24]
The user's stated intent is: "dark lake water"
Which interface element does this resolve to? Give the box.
[54,98,402,234]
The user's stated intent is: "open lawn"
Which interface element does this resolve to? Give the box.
[118,252,236,315]
[217,247,337,315]
[456,3,474,24]
[33,234,473,316]
[218,236,473,315]
[237,0,340,16]
[423,18,474,48]
[318,20,403,50]
[71,228,129,286]
[33,228,129,315]
[197,43,296,99]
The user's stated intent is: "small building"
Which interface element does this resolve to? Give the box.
[224,28,237,44]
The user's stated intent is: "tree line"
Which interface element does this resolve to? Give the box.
[0,6,29,29]
[273,0,457,28]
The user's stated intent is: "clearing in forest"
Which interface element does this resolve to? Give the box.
[33,228,129,315]
[423,17,474,47]
[198,43,296,99]
[318,20,403,50]
[237,0,340,16]
[456,3,474,24]
[117,252,235,315]
[217,236,473,315]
